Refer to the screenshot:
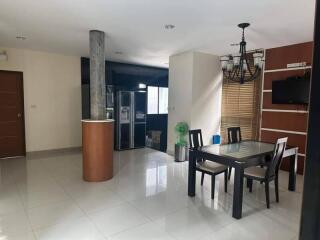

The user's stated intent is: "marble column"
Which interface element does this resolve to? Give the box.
[90,30,106,120]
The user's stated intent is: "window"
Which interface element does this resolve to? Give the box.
[147,86,168,114]
[147,86,158,114]
[220,53,262,143]
[159,87,168,114]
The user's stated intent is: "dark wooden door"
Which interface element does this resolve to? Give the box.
[0,71,26,158]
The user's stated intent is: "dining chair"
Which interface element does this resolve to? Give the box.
[244,137,288,208]
[189,129,228,199]
[227,127,242,180]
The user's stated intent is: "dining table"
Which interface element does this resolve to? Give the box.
[187,140,298,219]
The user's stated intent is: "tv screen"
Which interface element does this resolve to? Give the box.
[272,77,310,105]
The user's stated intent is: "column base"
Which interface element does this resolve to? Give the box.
[82,119,114,182]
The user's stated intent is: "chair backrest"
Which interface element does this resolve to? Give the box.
[227,127,242,144]
[267,137,288,178]
[189,129,203,149]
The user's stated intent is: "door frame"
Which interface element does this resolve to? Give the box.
[299,1,320,238]
[0,70,26,157]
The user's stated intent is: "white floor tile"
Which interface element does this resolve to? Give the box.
[199,212,296,240]
[0,185,25,215]
[154,206,227,240]
[17,179,63,196]
[27,199,85,230]
[88,203,150,238]
[129,191,191,220]
[0,232,36,240]
[73,189,126,214]
[0,211,33,238]
[20,187,71,209]
[0,148,302,240]
[109,221,175,240]
[34,217,104,240]
[55,175,115,192]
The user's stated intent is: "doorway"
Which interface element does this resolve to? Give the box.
[0,70,26,158]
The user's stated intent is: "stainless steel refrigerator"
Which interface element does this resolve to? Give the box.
[116,91,146,150]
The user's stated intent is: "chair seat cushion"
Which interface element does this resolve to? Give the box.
[196,161,228,174]
[244,166,266,179]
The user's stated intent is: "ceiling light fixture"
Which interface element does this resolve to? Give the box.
[220,23,264,84]
[164,24,175,30]
[138,83,146,89]
[16,36,27,40]
[114,51,123,55]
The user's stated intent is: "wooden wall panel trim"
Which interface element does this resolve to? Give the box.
[261,111,308,132]
[260,41,313,176]
[263,69,310,90]
[265,42,313,70]
[261,130,307,154]
[263,92,309,111]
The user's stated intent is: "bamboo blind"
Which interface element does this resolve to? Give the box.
[220,53,262,143]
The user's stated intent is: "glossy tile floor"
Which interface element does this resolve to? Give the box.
[0,148,303,240]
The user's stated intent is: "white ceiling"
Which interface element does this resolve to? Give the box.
[0,0,316,68]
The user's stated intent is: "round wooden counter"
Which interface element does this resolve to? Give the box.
[82,119,114,182]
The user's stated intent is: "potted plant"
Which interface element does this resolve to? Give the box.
[174,122,189,162]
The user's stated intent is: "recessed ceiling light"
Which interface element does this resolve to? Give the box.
[16,36,27,40]
[115,51,123,55]
[165,24,175,30]
[138,83,146,89]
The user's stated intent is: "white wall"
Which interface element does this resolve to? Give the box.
[191,52,222,145]
[0,47,81,152]
[167,51,222,154]
[167,52,193,154]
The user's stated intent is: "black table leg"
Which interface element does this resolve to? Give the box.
[232,164,244,219]
[188,150,196,197]
[288,149,297,191]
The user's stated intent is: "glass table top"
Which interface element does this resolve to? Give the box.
[200,141,275,161]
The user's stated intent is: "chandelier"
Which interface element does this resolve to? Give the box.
[220,23,264,84]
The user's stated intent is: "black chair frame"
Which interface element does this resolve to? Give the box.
[227,127,242,180]
[189,129,228,199]
[245,137,288,208]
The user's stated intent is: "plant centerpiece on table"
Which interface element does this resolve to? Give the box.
[174,122,189,162]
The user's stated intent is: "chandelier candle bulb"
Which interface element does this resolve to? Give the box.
[227,61,234,72]
[221,56,229,70]
[253,52,264,68]
[233,54,241,66]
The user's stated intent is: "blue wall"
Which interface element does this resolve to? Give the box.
[81,57,168,152]
[81,58,168,87]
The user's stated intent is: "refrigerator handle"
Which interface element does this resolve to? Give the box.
[130,92,135,149]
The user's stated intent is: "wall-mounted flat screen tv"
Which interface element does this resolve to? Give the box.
[272,77,310,105]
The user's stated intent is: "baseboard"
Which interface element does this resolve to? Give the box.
[166,149,174,156]
[26,146,82,159]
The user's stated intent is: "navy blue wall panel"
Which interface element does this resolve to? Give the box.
[81,58,168,87]
[81,57,169,152]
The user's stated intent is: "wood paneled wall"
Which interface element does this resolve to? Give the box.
[260,42,313,174]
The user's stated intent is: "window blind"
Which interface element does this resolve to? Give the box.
[220,53,262,143]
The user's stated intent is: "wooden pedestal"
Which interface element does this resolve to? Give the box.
[82,120,114,182]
